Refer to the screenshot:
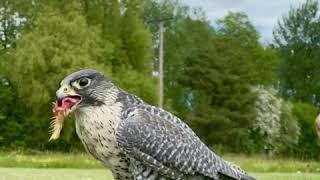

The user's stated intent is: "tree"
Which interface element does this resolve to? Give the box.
[0,0,37,149]
[249,87,300,155]
[292,103,319,158]
[9,1,112,149]
[80,0,158,105]
[217,12,278,86]
[273,0,320,103]
[181,36,257,152]
[179,12,280,152]
[0,79,27,148]
[163,18,213,113]
[0,0,34,73]
[144,3,279,151]
[217,12,259,42]
[0,0,27,50]
[5,0,157,150]
[144,0,208,113]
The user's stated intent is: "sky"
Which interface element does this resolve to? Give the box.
[182,0,306,43]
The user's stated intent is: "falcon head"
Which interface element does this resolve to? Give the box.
[50,69,115,140]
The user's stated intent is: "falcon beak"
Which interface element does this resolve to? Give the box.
[54,85,82,114]
[49,85,82,141]
[56,85,78,100]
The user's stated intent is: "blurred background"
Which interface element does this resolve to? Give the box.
[0,0,320,179]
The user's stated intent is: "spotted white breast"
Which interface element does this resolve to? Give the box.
[74,103,132,180]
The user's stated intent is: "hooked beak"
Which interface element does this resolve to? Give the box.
[49,85,82,141]
[54,85,82,115]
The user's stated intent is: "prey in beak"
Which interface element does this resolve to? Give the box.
[49,86,82,140]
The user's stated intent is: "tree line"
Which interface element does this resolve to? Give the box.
[0,0,319,158]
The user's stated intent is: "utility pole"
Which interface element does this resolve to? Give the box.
[147,17,172,108]
[158,21,164,108]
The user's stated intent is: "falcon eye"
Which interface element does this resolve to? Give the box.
[72,77,91,89]
[79,78,90,87]
[79,78,89,87]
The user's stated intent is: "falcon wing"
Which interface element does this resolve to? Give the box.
[116,105,254,180]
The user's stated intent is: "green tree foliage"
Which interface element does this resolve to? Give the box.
[121,0,152,71]
[181,37,256,152]
[0,0,35,149]
[273,0,320,103]
[7,0,156,150]
[82,0,124,69]
[113,0,157,104]
[9,2,110,149]
[217,12,278,85]
[163,18,213,113]
[145,2,279,152]
[179,12,280,152]
[144,0,208,113]
[0,0,313,158]
[292,103,319,158]
[0,79,27,148]
[80,0,157,104]
[0,0,27,50]
[278,102,300,153]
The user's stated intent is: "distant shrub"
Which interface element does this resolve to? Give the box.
[276,101,300,155]
[292,102,320,159]
[0,79,27,148]
[251,87,282,147]
[248,87,300,155]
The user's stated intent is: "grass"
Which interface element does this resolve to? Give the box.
[0,168,319,180]
[0,168,112,180]
[1,151,320,173]
[0,151,103,169]
[1,151,320,179]
[252,173,320,180]
[224,154,320,173]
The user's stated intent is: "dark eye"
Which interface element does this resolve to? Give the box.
[78,78,90,87]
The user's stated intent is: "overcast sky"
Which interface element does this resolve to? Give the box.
[182,0,306,43]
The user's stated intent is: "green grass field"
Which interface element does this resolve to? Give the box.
[0,168,320,180]
[1,152,320,172]
[1,152,320,179]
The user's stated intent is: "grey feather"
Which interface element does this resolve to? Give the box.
[58,69,255,180]
[116,104,255,180]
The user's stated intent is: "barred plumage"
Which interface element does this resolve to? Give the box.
[53,69,255,180]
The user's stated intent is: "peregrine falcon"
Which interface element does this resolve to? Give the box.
[50,69,255,180]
